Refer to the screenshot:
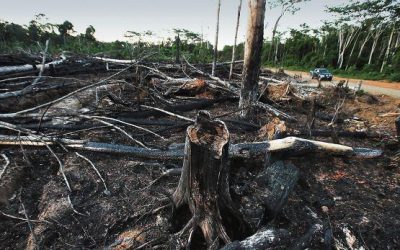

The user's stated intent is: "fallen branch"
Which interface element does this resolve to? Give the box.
[75,152,110,195]
[379,112,400,117]
[0,65,134,118]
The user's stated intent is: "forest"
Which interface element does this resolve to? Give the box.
[1,0,400,81]
[0,0,399,249]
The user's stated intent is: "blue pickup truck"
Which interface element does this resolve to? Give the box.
[310,68,333,81]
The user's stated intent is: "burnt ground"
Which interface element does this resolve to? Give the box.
[0,66,399,249]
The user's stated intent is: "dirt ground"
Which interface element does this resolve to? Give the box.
[267,67,400,98]
[0,69,399,249]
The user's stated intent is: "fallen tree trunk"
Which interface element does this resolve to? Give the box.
[0,58,65,76]
[0,135,383,160]
[292,129,384,139]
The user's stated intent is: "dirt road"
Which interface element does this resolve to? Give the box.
[267,68,400,98]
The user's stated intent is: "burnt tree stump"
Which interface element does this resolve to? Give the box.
[172,111,250,249]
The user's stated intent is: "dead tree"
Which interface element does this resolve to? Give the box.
[172,111,250,249]
[239,0,266,118]
[175,33,181,63]
[229,0,243,80]
[212,0,222,76]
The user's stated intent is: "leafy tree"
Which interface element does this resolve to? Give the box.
[85,25,96,41]
[268,0,310,63]
[58,20,74,45]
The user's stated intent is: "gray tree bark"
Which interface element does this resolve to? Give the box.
[229,0,243,80]
[380,25,395,73]
[368,26,384,65]
[212,0,222,76]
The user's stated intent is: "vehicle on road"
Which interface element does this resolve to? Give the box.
[310,68,333,81]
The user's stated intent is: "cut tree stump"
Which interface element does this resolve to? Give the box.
[172,111,250,249]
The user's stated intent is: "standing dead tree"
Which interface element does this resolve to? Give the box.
[239,0,266,118]
[229,0,243,80]
[212,0,222,76]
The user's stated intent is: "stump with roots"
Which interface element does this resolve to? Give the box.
[172,111,250,249]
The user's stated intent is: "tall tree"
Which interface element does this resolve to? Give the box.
[212,0,222,76]
[268,0,309,63]
[337,25,359,69]
[240,0,266,118]
[58,20,74,46]
[229,0,243,80]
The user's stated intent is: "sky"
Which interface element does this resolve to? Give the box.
[0,0,347,47]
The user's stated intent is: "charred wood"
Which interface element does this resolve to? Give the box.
[220,228,290,250]
[172,111,250,248]
[0,135,383,160]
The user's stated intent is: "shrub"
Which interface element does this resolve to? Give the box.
[389,73,400,82]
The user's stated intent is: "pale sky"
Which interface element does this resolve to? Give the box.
[0,0,346,47]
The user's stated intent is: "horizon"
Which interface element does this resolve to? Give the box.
[0,0,346,47]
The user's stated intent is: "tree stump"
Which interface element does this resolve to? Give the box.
[172,111,250,249]
[395,116,400,139]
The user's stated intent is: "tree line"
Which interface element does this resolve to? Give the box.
[0,14,215,62]
[0,0,399,81]
[258,0,400,81]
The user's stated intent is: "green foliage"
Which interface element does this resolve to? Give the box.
[0,15,217,63]
[389,73,400,82]
[260,0,400,82]
[355,89,366,96]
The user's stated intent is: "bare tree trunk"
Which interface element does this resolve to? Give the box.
[212,0,222,76]
[380,25,395,73]
[269,9,284,62]
[274,37,279,64]
[337,30,343,66]
[175,33,181,63]
[239,0,266,118]
[345,32,361,70]
[356,29,372,64]
[368,27,383,65]
[338,27,357,69]
[229,0,243,80]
